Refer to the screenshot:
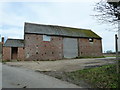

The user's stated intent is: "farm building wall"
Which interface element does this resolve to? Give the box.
[2,47,25,61]
[17,47,25,60]
[3,47,11,61]
[78,38,102,57]
[2,35,102,61]
[24,34,63,60]
[25,33,102,60]
[0,43,2,60]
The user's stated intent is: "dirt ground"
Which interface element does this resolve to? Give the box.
[5,57,115,72]
[4,57,116,88]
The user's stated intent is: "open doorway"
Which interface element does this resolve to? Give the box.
[11,47,18,60]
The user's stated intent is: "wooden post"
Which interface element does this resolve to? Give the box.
[115,34,119,73]
[115,34,120,89]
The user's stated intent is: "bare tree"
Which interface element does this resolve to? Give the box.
[94,0,120,30]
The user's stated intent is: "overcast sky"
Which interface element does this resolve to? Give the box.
[0,0,117,52]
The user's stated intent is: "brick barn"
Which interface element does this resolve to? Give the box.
[2,22,103,61]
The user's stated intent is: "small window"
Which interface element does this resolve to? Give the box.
[88,38,93,42]
[36,45,38,48]
[43,35,51,41]
[36,52,38,54]
[52,52,54,54]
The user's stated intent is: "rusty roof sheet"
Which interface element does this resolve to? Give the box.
[25,22,101,39]
[3,39,24,47]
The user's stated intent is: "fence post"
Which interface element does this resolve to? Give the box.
[115,34,119,74]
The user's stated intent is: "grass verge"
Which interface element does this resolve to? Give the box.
[75,56,105,59]
[65,64,118,88]
[40,64,118,88]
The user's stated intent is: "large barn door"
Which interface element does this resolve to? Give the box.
[63,38,78,58]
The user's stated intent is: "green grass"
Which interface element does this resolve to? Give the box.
[104,56,120,57]
[65,64,118,88]
[104,56,116,57]
[75,56,105,59]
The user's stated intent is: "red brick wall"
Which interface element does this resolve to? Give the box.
[25,34,103,60]
[3,47,11,60]
[78,38,103,57]
[25,34,63,60]
[3,36,102,61]
[3,47,25,61]
[18,47,25,60]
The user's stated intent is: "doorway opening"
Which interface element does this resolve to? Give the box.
[11,47,18,60]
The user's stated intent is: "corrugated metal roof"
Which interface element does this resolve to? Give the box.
[25,22,101,39]
[3,39,24,47]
